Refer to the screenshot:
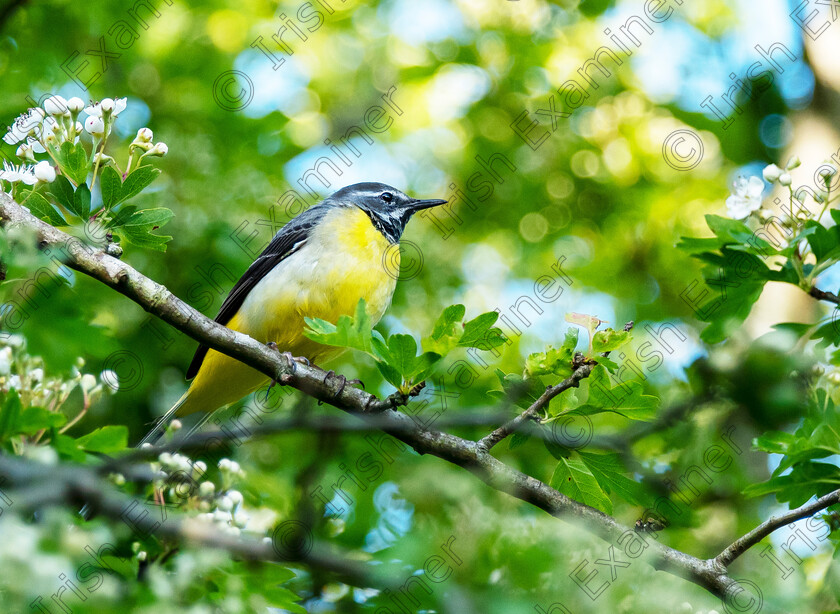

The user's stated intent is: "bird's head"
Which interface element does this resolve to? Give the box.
[326,182,447,243]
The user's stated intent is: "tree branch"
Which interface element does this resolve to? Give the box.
[0,454,392,590]
[714,487,840,568]
[0,192,806,601]
[809,286,840,305]
[477,355,594,451]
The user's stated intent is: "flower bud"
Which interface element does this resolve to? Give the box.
[136,127,153,143]
[829,372,840,385]
[199,481,215,497]
[779,173,792,186]
[228,490,243,506]
[33,161,56,183]
[170,419,182,431]
[15,142,35,162]
[66,97,85,113]
[785,155,801,170]
[44,95,68,116]
[100,98,115,113]
[84,116,105,137]
[217,495,234,511]
[762,164,782,183]
[93,152,115,166]
[147,142,168,157]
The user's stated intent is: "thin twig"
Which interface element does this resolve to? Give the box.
[477,356,594,451]
[714,488,840,568]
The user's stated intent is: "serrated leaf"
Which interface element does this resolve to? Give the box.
[492,370,545,410]
[122,207,174,227]
[49,175,75,211]
[24,192,68,227]
[524,345,575,379]
[17,406,67,434]
[120,224,172,251]
[550,456,612,513]
[107,205,138,229]
[578,450,650,506]
[575,365,658,421]
[592,328,632,353]
[303,299,379,358]
[100,166,123,210]
[0,390,22,442]
[459,312,505,349]
[51,433,86,462]
[120,166,161,203]
[71,183,91,219]
[423,304,466,354]
[57,142,90,185]
[76,425,128,453]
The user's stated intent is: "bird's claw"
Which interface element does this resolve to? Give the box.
[264,343,310,399]
[319,371,364,403]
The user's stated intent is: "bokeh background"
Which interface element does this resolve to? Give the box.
[3,0,840,612]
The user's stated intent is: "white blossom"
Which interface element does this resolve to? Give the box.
[725,176,764,220]
[33,161,56,183]
[84,97,127,118]
[100,369,119,392]
[0,162,37,185]
[779,173,792,186]
[786,155,801,170]
[43,95,68,116]
[80,373,97,392]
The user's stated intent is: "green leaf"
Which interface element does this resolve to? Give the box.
[744,461,840,506]
[100,166,123,210]
[423,304,466,354]
[107,205,138,229]
[70,183,91,219]
[122,207,174,227]
[578,450,651,506]
[76,425,128,453]
[373,333,442,388]
[592,328,632,353]
[458,312,506,349]
[56,142,90,185]
[575,365,658,421]
[490,370,545,410]
[0,390,22,442]
[49,175,76,211]
[52,434,86,462]
[24,192,68,227]
[375,361,404,389]
[17,407,67,434]
[303,299,380,358]
[120,166,161,203]
[120,224,173,251]
[550,456,612,513]
[693,248,772,344]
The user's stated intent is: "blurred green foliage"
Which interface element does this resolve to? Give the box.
[3,0,840,612]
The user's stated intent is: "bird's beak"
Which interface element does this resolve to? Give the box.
[405,198,448,212]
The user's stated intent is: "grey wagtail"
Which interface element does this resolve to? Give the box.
[144,182,446,440]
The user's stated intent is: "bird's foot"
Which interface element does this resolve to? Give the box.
[317,371,364,404]
[265,343,310,399]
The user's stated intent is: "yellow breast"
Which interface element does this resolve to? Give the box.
[237,205,398,356]
[180,206,399,415]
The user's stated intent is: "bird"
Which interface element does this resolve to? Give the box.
[141,182,446,443]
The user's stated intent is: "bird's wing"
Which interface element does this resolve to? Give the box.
[185,205,328,379]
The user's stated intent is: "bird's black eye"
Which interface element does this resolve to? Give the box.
[380,192,393,203]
